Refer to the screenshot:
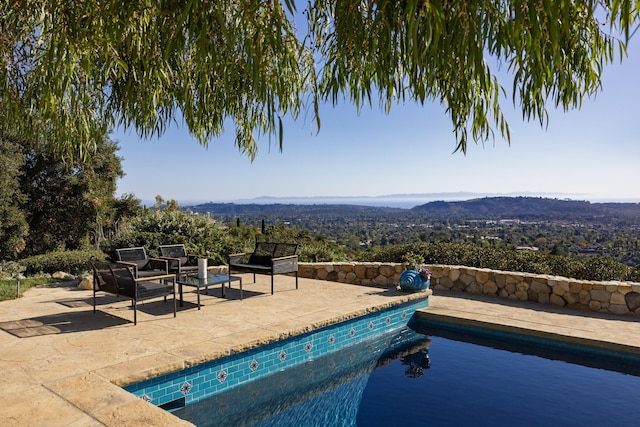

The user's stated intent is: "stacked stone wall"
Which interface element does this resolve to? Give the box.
[298,262,640,317]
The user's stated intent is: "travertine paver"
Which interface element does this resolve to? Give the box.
[0,276,427,426]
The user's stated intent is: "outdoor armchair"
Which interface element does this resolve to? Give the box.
[159,244,199,276]
[89,259,176,325]
[228,242,298,295]
[115,247,169,278]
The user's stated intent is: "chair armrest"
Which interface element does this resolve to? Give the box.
[148,257,169,273]
[133,274,176,283]
[116,261,138,277]
[271,255,298,274]
[228,253,247,264]
[272,255,297,262]
[159,256,181,271]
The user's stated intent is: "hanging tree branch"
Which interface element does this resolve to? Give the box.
[0,1,638,159]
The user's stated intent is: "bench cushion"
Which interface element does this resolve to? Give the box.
[248,254,272,266]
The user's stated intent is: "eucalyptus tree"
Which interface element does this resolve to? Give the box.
[1,1,638,160]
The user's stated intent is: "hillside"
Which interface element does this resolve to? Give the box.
[186,202,403,217]
[188,197,640,222]
[410,197,640,221]
[186,197,640,266]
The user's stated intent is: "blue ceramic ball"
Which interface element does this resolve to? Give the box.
[398,270,430,292]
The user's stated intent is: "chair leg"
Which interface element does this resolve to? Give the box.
[295,272,299,289]
[133,298,137,325]
[271,274,274,295]
[171,279,176,318]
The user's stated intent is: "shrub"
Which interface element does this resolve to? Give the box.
[0,260,26,279]
[101,209,235,263]
[298,242,349,262]
[358,242,633,282]
[20,250,107,275]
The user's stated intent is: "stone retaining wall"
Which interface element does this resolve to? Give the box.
[298,262,640,317]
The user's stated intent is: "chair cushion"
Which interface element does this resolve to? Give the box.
[248,254,272,266]
[134,259,150,270]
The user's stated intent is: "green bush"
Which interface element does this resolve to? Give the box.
[101,209,237,264]
[298,242,349,262]
[358,241,634,282]
[101,231,177,259]
[0,260,26,279]
[20,250,107,275]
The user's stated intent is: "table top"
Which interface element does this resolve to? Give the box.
[176,273,241,286]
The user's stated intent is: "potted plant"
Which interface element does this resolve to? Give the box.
[398,252,431,292]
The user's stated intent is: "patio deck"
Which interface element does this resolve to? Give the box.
[1,275,640,426]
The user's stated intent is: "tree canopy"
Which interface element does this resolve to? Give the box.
[1,1,638,160]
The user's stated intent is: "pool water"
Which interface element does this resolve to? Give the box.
[173,322,640,427]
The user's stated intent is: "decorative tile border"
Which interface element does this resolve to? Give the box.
[124,298,428,409]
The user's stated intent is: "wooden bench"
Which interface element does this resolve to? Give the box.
[228,242,298,294]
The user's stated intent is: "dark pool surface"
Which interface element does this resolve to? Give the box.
[174,322,640,427]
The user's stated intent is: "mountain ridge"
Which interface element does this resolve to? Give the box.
[186,196,640,221]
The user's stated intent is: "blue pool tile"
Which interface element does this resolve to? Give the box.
[125,299,429,406]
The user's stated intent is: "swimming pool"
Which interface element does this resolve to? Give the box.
[123,293,640,427]
[124,299,430,411]
[171,320,640,426]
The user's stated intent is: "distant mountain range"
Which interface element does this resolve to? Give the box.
[186,196,640,222]
[410,196,640,220]
[186,192,606,209]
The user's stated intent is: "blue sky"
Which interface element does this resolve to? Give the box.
[113,43,639,207]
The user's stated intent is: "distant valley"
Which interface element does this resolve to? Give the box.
[185,196,640,267]
[186,196,640,222]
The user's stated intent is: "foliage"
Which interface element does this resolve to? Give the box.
[0,133,124,258]
[360,241,637,282]
[19,250,106,276]
[1,1,637,159]
[0,260,26,279]
[103,207,234,264]
[99,206,347,264]
[402,251,425,270]
[297,242,350,263]
[0,1,310,160]
[0,135,28,259]
[19,135,123,256]
[100,193,144,245]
